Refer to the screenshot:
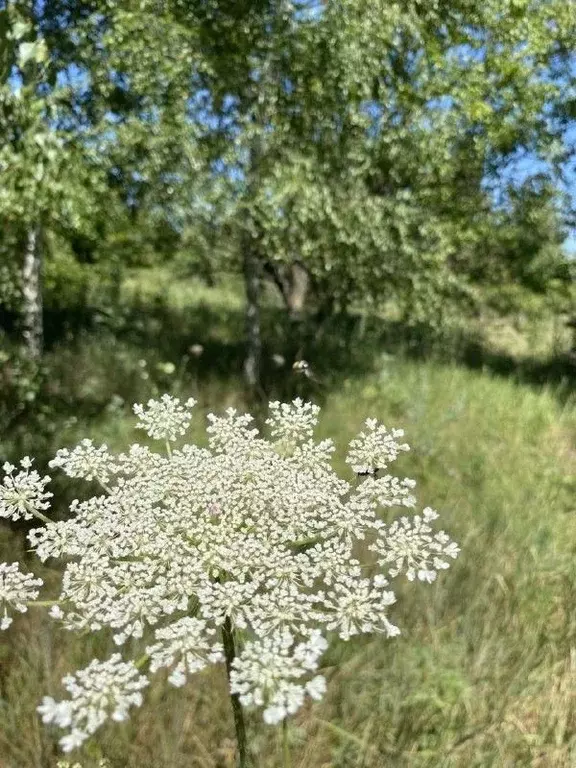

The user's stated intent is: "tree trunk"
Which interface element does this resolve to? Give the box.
[21,226,43,360]
[266,261,310,321]
[286,262,309,319]
[243,241,262,393]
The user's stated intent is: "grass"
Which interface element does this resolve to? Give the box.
[1,270,575,767]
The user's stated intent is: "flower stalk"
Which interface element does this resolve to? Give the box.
[222,616,249,768]
[282,718,291,768]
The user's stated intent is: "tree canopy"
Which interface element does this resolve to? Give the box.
[1,0,574,371]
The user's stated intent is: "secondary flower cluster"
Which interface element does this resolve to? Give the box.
[38,654,148,752]
[0,561,43,629]
[0,395,459,752]
[0,457,52,521]
[230,630,328,724]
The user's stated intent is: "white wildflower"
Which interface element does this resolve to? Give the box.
[133,394,196,441]
[38,654,148,751]
[206,408,259,453]
[0,394,456,744]
[0,562,43,629]
[0,458,52,521]
[370,507,460,582]
[246,583,324,635]
[230,631,327,724]
[267,399,321,446]
[321,576,399,640]
[346,419,410,475]
[50,440,115,483]
[354,474,418,511]
[146,617,224,686]
[197,580,259,629]
[288,437,335,475]
[305,540,363,585]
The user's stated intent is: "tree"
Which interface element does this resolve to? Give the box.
[163,0,575,383]
[0,0,111,358]
[3,0,574,380]
[1,0,206,356]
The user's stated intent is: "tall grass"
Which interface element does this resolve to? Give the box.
[1,272,575,767]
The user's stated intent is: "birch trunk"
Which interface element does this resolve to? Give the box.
[21,226,43,360]
[243,242,262,393]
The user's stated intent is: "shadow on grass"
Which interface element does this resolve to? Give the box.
[46,294,576,397]
[1,293,574,460]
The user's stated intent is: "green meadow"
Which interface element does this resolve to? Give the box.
[1,272,574,768]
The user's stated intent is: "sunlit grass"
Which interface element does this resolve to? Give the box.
[1,273,575,767]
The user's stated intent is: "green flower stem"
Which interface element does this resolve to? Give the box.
[98,479,113,495]
[282,718,291,768]
[222,616,249,768]
[27,600,61,606]
[32,510,53,525]
[134,653,150,670]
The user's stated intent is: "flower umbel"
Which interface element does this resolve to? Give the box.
[50,440,115,484]
[147,617,224,686]
[38,654,148,752]
[0,395,459,752]
[266,398,321,446]
[230,631,328,724]
[0,562,43,629]
[133,394,197,441]
[370,507,460,582]
[0,457,52,521]
[346,419,410,475]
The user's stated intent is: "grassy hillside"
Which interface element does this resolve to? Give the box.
[0,272,575,767]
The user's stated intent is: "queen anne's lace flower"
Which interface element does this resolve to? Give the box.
[230,631,328,724]
[50,440,115,483]
[146,617,224,686]
[206,408,259,453]
[133,394,197,441]
[246,583,324,636]
[0,457,52,521]
[38,655,148,752]
[346,419,410,474]
[0,562,43,629]
[370,507,460,582]
[0,395,459,749]
[355,474,418,511]
[197,580,259,629]
[321,575,400,640]
[267,399,321,446]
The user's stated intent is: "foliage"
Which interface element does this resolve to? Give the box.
[2,0,573,345]
[160,0,576,318]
